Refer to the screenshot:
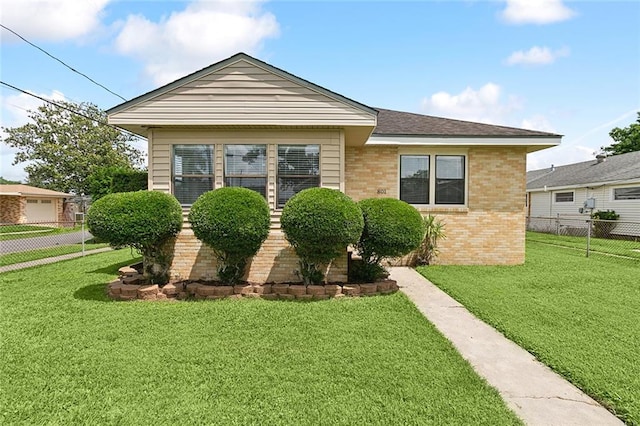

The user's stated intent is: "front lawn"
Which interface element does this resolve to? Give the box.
[418,240,640,424]
[0,250,520,425]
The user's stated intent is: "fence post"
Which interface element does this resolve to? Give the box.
[586,218,591,258]
[81,214,86,257]
[555,213,561,235]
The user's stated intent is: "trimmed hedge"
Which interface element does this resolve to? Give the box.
[87,191,182,283]
[353,198,424,282]
[189,187,270,284]
[281,187,363,284]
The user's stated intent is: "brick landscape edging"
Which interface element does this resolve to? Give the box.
[107,266,398,301]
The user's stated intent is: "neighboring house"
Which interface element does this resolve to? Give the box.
[0,184,72,224]
[526,151,640,235]
[107,53,561,282]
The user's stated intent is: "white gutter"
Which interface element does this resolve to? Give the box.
[527,178,640,192]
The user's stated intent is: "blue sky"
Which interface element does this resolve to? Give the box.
[1,0,639,182]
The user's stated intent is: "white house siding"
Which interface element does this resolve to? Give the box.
[151,128,342,224]
[109,61,375,128]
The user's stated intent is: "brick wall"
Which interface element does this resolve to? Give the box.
[345,145,527,265]
[170,230,348,283]
[0,196,26,224]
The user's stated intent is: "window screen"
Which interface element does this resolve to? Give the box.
[555,192,574,203]
[614,187,640,200]
[173,145,214,205]
[224,145,267,197]
[277,145,320,208]
[435,155,465,204]
[400,155,429,204]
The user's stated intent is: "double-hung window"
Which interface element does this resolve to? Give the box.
[554,191,574,203]
[400,154,466,205]
[173,144,214,205]
[435,155,465,205]
[224,144,267,197]
[277,144,320,208]
[400,155,430,204]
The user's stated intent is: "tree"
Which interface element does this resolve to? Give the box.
[602,112,640,155]
[86,166,148,200]
[0,176,21,184]
[2,101,144,194]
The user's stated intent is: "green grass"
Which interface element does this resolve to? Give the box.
[0,242,110,266]
[418,240,640,424]
[527,230,640,260]
[0,250,521,425]
[0,224,83,241]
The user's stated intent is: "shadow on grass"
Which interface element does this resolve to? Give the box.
[73,283,110,302]
[88,256,142,275]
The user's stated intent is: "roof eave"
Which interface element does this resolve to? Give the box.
[365,134,561,151]
[527,177,640,192]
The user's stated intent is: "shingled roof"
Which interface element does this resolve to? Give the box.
[526,151,640,190]
[0,184,71,197]
[373,108,561,138]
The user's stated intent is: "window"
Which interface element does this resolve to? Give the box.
[173,145,214,205]
[224,145,267,197]
[555,191,574,203]
[277,145,320,208]
[400,155,429,204]
[614,186,640,200]
[40,199,52,204]
[435,155,465,205]
[26,199,38,204]
[400,154,466,205]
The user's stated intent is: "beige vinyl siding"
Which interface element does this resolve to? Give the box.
[152,129,342,225]
[110,61,375,127]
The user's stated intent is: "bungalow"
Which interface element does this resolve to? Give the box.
[0,184,71,224]
[527,151,640,235]
[107,53,561,282]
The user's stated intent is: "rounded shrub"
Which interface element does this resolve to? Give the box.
[188,187,270,285]
[87,191,182,284]
[280,187,363,284]
[353,198,424,282]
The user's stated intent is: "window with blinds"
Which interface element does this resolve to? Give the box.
[277,144,320,208]
[224,144,267,197]
[173,144,214,205]
[400,155,429,204]
[435,155,465,205]
[614,186,640,200]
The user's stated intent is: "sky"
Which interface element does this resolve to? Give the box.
[1,0,639,182]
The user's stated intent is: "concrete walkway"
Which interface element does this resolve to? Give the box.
[0,247,112,273]
[390,267,622,426]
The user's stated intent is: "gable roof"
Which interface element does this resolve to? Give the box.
[527,151,640,190]
[0,184,71,197]
[107,52,377,117]
[373,108,560,138]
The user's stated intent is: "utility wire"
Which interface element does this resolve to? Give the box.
[0,24,127,102]
[0,80,145,141]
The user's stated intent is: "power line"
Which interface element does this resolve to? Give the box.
[0,80,145,141]
[0,24,127,102]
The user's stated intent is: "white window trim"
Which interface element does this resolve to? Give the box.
[171,144,215,206]
[553,191,575,204]
[276,143,321,210]
[397,148,468,207]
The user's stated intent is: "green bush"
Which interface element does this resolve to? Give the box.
[86,167,148,200]
[189,187,270,285]
[281,187,363,285]
[352,198,424,282]
[591,209,620,238]
[87,191,182,284]
[111,169,148,193]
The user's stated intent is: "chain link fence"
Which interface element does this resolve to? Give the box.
[0,218,110,272]
[527,215,640,263]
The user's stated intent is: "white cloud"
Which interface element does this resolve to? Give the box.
[0,0,110,42]
[421,83,522,124]
[506,46,569,66]
[501,0,576,25]
[114,0,280,86]
[521,114,556,133]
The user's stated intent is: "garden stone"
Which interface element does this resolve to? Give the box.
[272,284,289,295]
[360,283,377,295]
[162,283,177,296]
[254,284,272,294]
[288,285,306,296]
[324,284,342,296]
[306,285,325,296]
[343,285,360,296]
